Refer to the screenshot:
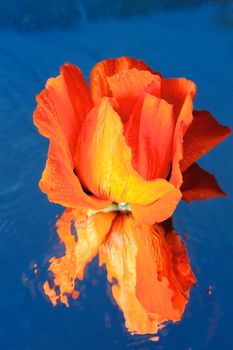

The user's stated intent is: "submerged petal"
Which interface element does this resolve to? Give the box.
[33,65,110,209]
[99,214,196,335]
[44,209,116,306]
[90,56,157,105]
[75,97,175,205]
[181,110,232,172]
[181,163,227,202]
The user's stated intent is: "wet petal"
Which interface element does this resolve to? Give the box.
[34,63,92,154]
[161,77,196,122]
[181,163,227,202]
[75,97,175,205]
[33,64,110,209]
[99,214,196,335]
[131,187,182,224]
[39,143,110,208]
[106,68,161,120]
[181,110,231,172]
[61,63,94,130]
[44,209,116,306]
[90,56,158,105]
[170,94,194,188]
[161,78,196,187]
[125,93,174,180]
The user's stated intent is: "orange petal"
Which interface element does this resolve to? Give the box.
[161,78,196,188]
[181,163,227,203]
[170,93,194,188]
[39,143,110,209]
[131,187,182,224]
[90,56,158,105]
[34,63,92,154]
[181,110,232,172]
[106,68,161,120]
[161,78,196,123]
[136,221,196,315]
[61,63,93,130]
[75,97,175,205]
[44,208,116,306]
[125,93,174,180]
[99,214,196,335]
[33,64,110,209]
[162,223,197,304]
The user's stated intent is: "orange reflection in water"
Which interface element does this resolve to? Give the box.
[43,209,196,336]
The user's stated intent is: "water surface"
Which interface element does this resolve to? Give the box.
[0,3,232,349]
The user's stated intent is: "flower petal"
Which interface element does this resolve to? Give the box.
[33,64,110,209]
[131,187,182,224]
[34,63,93,154]
[106,68,161,120]
[161,77,196,122]
[99,214,196,335]
[61,63,94,130]
[90,56,158,105]
[181,110,232,172]
[44,208,116,306]
[170,93,194,188]
[125,93,174,180]
[39,143,110,208]
[161,78,196,188]
[75,97,175,205]
[136,221,196,315]
[181,163,227,202]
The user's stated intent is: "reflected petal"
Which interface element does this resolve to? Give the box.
[99,214,196,335]
[43,209,116,306]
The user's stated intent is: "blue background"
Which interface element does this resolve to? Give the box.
[0,1,232,349]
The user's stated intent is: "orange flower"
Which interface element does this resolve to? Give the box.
[33,56,231,224]
[43,209,196,335]
[33,57,231,336]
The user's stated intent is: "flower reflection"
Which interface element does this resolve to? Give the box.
[33,56,231,338]
[43,210,196,336]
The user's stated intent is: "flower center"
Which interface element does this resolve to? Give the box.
[87,202,131,216]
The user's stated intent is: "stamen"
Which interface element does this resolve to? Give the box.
[87,202,131,216]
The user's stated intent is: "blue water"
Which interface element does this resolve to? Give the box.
[0,2,233,349]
